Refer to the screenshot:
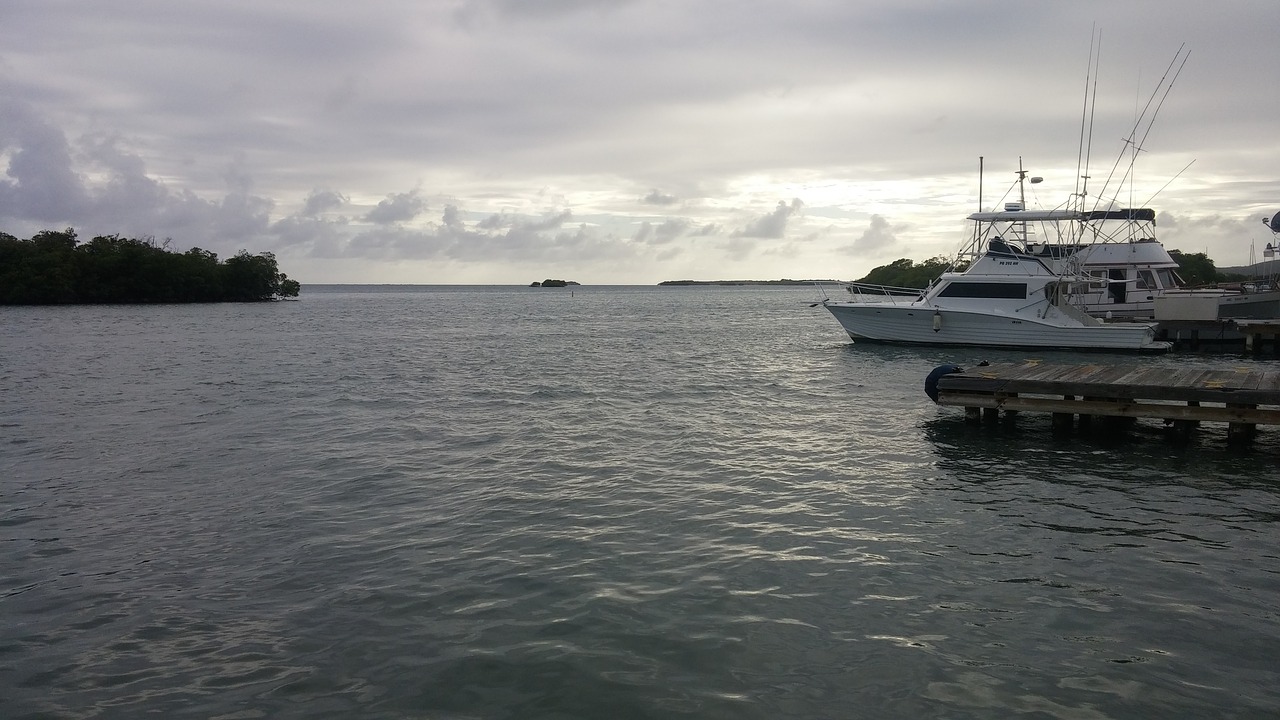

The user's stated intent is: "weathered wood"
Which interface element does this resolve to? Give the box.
[936,392,1280,425]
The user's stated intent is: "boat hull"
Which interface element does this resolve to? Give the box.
[824,302,1168,351]
[1215,290,1280,319]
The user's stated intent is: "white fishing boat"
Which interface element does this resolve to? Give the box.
[1020,208,1280,320]
[821,195,1172,352]
[819,44,1273,350]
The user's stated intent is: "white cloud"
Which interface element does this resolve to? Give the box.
[843,214,899,254]
[734,199,804,239]
[643,190,679,206]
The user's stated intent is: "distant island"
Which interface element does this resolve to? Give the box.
[0,228,301,304]
[531,279,580,287]
[657,279,842,286]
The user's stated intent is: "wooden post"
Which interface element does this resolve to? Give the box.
[1228,422,1256,444]
[1052,394,1073,434]
[1073,395,1093,430]
[1227,403,1257,445]
[1167,419,1195,443]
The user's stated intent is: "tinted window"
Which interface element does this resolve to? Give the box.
[938,282,1027,299]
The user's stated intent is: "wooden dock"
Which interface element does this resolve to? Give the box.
[1236,320,1280,354]
[1154,319,1280,354]
[933,361,1280,443]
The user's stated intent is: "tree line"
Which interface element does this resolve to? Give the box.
[857,251,1241,288]
[0,228,301,304]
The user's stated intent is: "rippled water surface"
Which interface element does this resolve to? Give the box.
[3,285,1279,719]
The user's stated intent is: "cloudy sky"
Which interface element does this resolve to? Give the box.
[3,1,1278,284]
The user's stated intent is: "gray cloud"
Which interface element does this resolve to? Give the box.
[631,219,689,245]
[365,190,427,225]
[2,1,1278,281]
[302,189,348,217]
[0,101,90,222]
[0,95,273,253]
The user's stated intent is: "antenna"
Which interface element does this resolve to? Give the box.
[1076,26,1101,211]
[978,156,984,213]
[1091,45,1189,212]
[1142,159,1196,206]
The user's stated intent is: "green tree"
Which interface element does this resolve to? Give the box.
[1168,250,1218,286]
[278,274,301,297]
[0,227,304,304]
[856,256,951,288]
[177,247,224,302]
[220,250,283,301]
[0,232,30,303]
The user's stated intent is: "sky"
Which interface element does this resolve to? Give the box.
[3,0,1279,284]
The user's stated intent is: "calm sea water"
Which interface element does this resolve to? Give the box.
[3,285,1279,719]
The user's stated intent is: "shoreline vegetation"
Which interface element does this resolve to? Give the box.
[849,251,1250,289]
[659,249,1247,290]
[1,228,301,305]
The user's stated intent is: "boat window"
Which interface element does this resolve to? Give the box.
[1109,269,1127,303]
[1088,269,1108,288]
[937,282,1027,299]
[1156,268,1179,289]
[1138,270,1156,290]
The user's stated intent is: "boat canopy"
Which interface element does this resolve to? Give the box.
[1085,208,1156,222]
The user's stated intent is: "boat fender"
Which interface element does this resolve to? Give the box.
[925,364,963,403]
[933,310,942,332]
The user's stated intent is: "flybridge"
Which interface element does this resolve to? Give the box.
[968,209,1081,222]
[966,208,1156,223]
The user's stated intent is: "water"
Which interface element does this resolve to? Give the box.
[3,285,1279,719]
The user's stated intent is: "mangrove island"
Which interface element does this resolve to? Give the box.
[0,228,301,304]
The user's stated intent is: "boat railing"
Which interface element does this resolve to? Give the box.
[844,282,926,304]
